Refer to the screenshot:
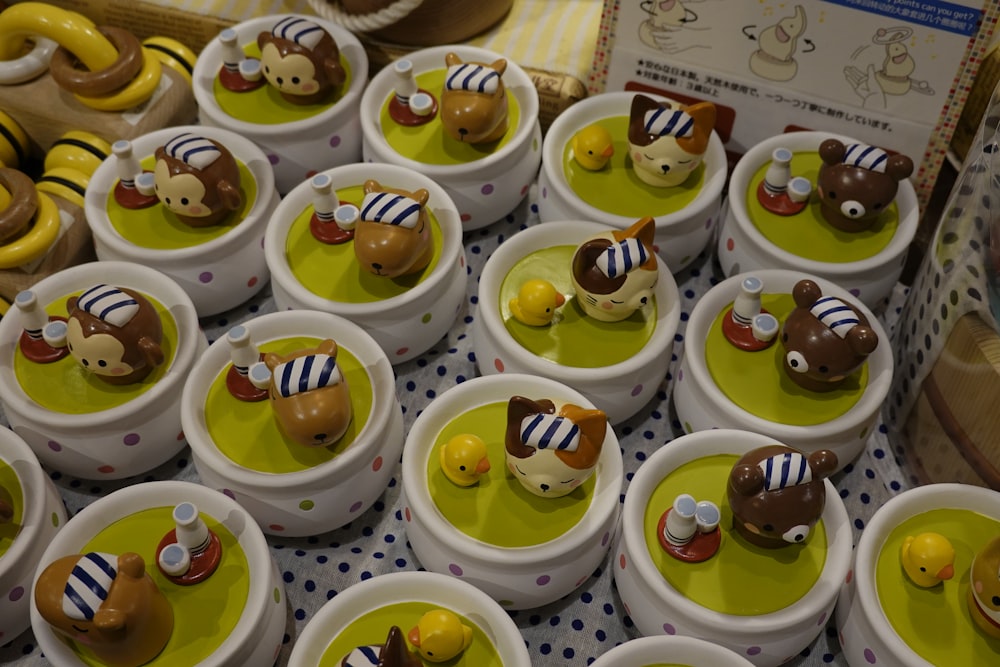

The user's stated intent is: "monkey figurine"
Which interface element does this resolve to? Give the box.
[153,133,243,228]
[257,16,346,105]
[65,284,164,385]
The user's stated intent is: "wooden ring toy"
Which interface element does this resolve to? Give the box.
[0,3,118,71]
[49,25,143,96]
[44,130,111,176]
[0,187,60,269]
[142,36,196,86]
[71,46,161,111]
[0,110,30,169]
[0,35,57,85]
[0,167,37,243]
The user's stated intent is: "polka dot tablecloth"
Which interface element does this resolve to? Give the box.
[0,186,912,666]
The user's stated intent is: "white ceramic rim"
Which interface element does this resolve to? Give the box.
[288,570,531,666]
[726,131,919,276]
[359,44,540,177]
[264,162,463,317]
[621,428,852,636]
[30,480,274,667]
[192,15,368,135]
[540,90,728,228]
[181,310,397,489]
[853,483,1000,666]
[83,125,275,263]
[590,634,756,667]
[401,373,624,567]
[0,261,201,430]
[0,428,51,577]
[682,268,893,439]
[477,220,681,384]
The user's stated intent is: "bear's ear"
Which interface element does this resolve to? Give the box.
[257,31,274,51]
[317,338,338,359]
[445,52,463,67]
[730,463,765,496]
[791,279,822,309]
[886,154,914,182]
[412,188,430,207]
[363,179,382,195]
[846,325,879,356]
[117,552,146,579]
[94,608,127,633]
[819,138,846,166]
[808,449,839,480]
[264,352,282,371]
[489,58,507,76]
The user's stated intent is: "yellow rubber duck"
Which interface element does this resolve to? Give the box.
[407,609,473,662]
[509,279,565,327]
[439,433,491,487]
[571,124,615,171]
[901,532,955,588]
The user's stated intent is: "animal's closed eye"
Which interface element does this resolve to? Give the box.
[515,465,526,476]
[678,159,692,164]
[611,299,624,304]
[643,153,654,160]
[72,625,89,633]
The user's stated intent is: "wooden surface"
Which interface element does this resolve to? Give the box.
[339,0,513,46]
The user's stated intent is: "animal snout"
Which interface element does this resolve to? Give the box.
[660,164,671,174]
[839,200,866,219]
[314,433,327,443]
[458,128,469,138]
[371,262,383,271]
[540,483,550,492]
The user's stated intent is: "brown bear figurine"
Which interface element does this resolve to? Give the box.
[439,52,509,144]
[816,138,913,233]
[34,552,174,667]
[353,179,433,279]
[780,279,878,392]
[728,444,838,548]
[257,16,345,105]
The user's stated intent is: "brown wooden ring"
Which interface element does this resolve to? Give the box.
[49,26,144,97]
[0,167,39,244]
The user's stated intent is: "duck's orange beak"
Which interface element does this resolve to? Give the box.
[408,626,421,646]
[602,144,614,158]
[554,292,566,307]
[476,457,491,474]
[936,563,954,580]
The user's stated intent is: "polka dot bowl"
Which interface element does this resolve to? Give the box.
[265,162,467,365]
[84,125,278,317]
[673,269,892,469]
[0,427,66,642]
[537,91,727,273]
[181,309,403,537]
[193,14,368,194]
[0,261,206,480]
[359,45,541,230]
[835,483,1000,667]
[589,635,756,667]
[400,373,623,610]
[288,571,531,666]
[30,480,286,667]
[614,428,852,667]
[717,131,919,311]
[473,220,681,425]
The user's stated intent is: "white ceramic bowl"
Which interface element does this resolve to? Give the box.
[0,427,66,641]
[265,162,467,364]
[182,310,403,537]
[85,125,278,317]
[717,131,919,311]
[673,269,892,468]
[360,45,541,230]
[0,261,206,479]
[30,481,285,667]
[401,373,623,610]
[836,483,1000,667]
[615,429,852,667]
[288,571,531,666]
[193,15,368,194]
[474,220,681,424]
[590,635,756,667]
[537,91,727,273]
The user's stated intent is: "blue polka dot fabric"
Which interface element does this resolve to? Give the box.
[0,184,913,666]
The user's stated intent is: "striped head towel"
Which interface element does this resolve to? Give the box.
[340,644,382,666]
[758,451,813,491]
[62,552,118,622]
[445,63,501,94]
[77,284,139,328]
[360,192,422,229]
[520,413,580,452]
[809,296,860,339]
[643,107,694,138]
[842,144,888,173]
[596,238,649,278]
[270,16,326,50]
[273,354,342,398]
[163,133,221,171]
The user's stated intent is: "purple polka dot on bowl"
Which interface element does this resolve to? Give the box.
[747,647,761,656]
[199,271,214,284]
[267,154,279,165]
[449,563,463,576]
[8,586,24,602]
[662,623,675,635]
[677,368,684,382]
[705,217,713,229]
[817,611,827,626]
[630,384,643,397]
[222,489,236,500]
[48,440,62,452]
[329,135,341,148]
[536,575,550,586]
[864,648,877,664]
[850,288,862,297]
[601,531,610,547]
[123,433,140,446]
[481,183,494,195]
[349,501,363,513]
[542,187,547,199]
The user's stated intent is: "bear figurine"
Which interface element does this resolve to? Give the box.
[780,279,878,392]
[816,138,913,233]
[727,444,838,549]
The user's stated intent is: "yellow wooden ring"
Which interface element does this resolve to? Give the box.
[0,190,60,269]
[36,166,90,208]
[49,25,144,96]
[142,36,196,86]
[0,3,118,70]
[0,110,30,169]
[72,47,162,111]
[45,130,111,177]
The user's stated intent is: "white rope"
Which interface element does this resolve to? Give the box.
[306,0,425,33]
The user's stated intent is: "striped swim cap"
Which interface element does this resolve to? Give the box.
[445,63,501,94]
[842,144,888,173]
[596,238,649,278]
[643,108,694,138]
[341,644,382,666]
[271,16,326,50]
[77,284,139,328]
[274,354,342,398]
[758,451,813,492]
[163,133,221,171]
[360,192,422,229]
[62,552,118,622]
[809,296,860,339]
[520,414,580,452]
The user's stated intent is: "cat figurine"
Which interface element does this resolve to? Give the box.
[627,94,715,187]
[571,216,658,323]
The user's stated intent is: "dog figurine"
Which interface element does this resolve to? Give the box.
[439,52,508,144]
[353,179,434,278]
[627,94,715,187]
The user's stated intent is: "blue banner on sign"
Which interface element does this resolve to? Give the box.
[821,0,982,36]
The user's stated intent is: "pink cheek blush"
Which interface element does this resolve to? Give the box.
[189,206,203,215]
[110,367,126,376]
[633,152,643,163]
[601,301,613,310]
[303,82,317,92]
